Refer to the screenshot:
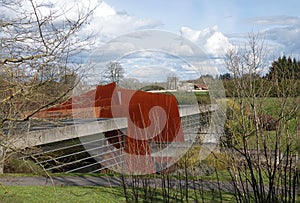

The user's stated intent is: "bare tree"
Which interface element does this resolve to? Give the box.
[0,0,97,173]
[167,73,178,90]
[100,61,124,85]
[222,33,299,203]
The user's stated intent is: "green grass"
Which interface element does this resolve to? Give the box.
[0,185,235,203]
[193,91,209,96]
[225,97,299,151]
[246,130,299,153]
[258,97,299,132]
[0,171,230,181]
[258,97,299,116]
[227,97,299,116]
[0,186,126,203]
[170,91,211,105]
[2,174,296,202]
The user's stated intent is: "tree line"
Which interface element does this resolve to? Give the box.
[219,55,300,97]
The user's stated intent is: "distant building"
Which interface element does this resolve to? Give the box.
[177,82,194,91]
[194,83,208,90]
[165,78,209,92]
[167,76,178,90]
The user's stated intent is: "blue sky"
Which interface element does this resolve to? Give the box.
[3,0,299,79]
[79,0,299,80]
[104,0,300,32]
[20,0,298,81]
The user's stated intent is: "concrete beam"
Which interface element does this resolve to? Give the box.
[14,104,217,148]
[14,118,127,148]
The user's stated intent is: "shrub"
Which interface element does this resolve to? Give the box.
[4,155,45,175]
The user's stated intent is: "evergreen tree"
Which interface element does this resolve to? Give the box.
[265,56,300,96]
[266,56,300,81]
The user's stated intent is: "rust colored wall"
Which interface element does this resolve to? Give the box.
[35,82,184,173]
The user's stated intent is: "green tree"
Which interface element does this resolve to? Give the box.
[266,56,300,81]
[265,56,300,96]
[219,73,232,80]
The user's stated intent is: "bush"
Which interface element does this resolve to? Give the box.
[4,155,46,175]
[201,152,231,171]
[176,147,230,176]
[258,114,278,131]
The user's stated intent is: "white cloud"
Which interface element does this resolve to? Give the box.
[84,1,162,42]
[100,41,136,56]
[245,15,300,58]
[127,66,172,82]
[206,32,233,56]
[181,26,218,45]
[95,1,117,17]
[179,26,234,75]
[166,43,195,56]
[180,26,233,57]
[12,1,162,47]
[265,25,300,54]
[115,50,201,81]
[250,15,300,26]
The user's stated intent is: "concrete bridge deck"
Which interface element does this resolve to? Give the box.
[15,104,217,173]
[14,104,217,149]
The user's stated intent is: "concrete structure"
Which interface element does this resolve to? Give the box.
[19,83,216,174]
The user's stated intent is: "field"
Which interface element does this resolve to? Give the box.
[225,97,299,150]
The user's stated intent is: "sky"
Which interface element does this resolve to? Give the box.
[105,0,300,34]
[95,0,300,53]
[3,0,299,81]
[78,0,300,80]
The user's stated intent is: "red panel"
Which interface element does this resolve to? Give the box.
[34,82,184,173]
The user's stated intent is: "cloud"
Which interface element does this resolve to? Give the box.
[265,25,300,55]
[180,26,233,57]
[101,50,202,82]
[179,26,234,75]
[127,66,172,82]
[250,15,300,26]
[247,15,300,56]
[84,1,163,42]
[181,26,218,45]
[167,43,195,56]
[206,32,233,57]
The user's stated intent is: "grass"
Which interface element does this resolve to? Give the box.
[227,96,299,115]
[0,174,297,202]
[0,185,236,203]
[0,171,232,182]
[257,97,299,116]
[164,91,211,105]
[225,97,299,151]
[0,186,126,203]
[246,130,299,153]
[258,97,299,133]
